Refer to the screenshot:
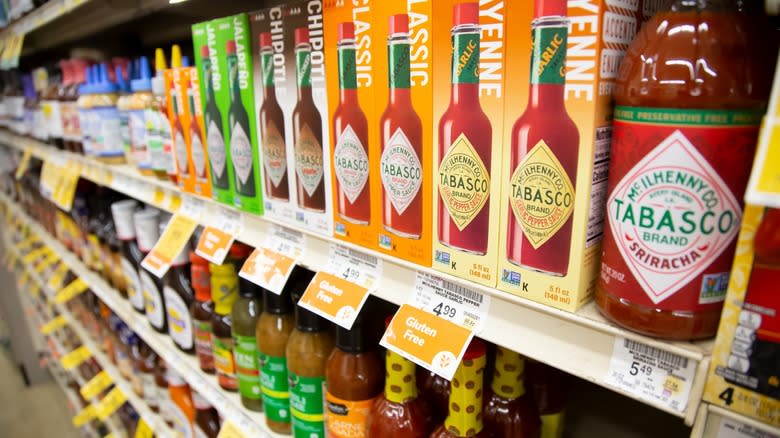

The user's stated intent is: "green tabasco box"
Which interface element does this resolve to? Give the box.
[192,18,235,206]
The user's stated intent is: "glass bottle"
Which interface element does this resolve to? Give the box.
[257,32,289,201]
[527,360,569,438]
[164,239,195,354]
[156,357,174,427]
[191,251,216,374]
[199,45,229,192]
[232,277,263,412]
[134,208,166,333]
[167,367,195,438]
[193,390,221,438]
[110,199,145,313]
[226,40,256,199]
[483,347,541,438]
[133,340,160,413]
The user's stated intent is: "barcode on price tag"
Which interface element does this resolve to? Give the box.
[409,272,490,333]
[179,196,206,221]
[716,419,777,438]
[324,244,382,291]
[604,337,696,412]
[263,224,305,259]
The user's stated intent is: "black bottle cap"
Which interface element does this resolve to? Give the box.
[288,266,328,332]
[263,286,293,315]
[239,276,263,299]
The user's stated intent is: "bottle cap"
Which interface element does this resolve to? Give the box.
[338,22,355,41]
[453,2,479,26]
[92,63,119,94]
[171,44,182,69]
[535,0,566,17]
[114,65,130,93]
[225,40,236,55]
[200,45,210,58]
[111,199,139,240]
[389,14,409,35]
[130,56,152,92]
[229,242,252,260]
[181,56,190,68]
[295,27,309,44]
[133,209,160,253]
[263,285,293,314]
[259,32,272,48]
[462,337,487,360]
[155,48,167,75]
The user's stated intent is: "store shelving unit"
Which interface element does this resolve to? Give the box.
[691,403,780,438]
[0,0,89,38]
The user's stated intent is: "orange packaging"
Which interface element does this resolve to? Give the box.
[430,1,506,286]
[166,67,192,191]
[170,67,212,197]
[495,0,642,311]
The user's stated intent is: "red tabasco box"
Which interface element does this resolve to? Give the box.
[431,1,506,286]
[496,0,639,311]
[368,0,433,266]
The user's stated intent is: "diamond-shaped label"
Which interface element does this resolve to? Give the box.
[381,128,422,215]
[607,130,742,304]
[294,122,324,197]
[438,133,490,231]
[261,120,287,189]
[231,121,254,185]
[207,119,226,179]
[334,124,369,204]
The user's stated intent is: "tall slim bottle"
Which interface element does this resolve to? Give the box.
[226,40,256,199]
[187,83,208,183]
[380,14,423,239]
[257,32,289,201]
[506,0,578,276]
[332,22,370,224]
[292,28,325,212]
[172,91,189,181]
[200,46,229,192]
[437,3,492,255]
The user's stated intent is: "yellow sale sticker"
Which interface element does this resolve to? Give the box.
[48,263,70,290]
[141,213,198,278]
[22,246,49,264]
[60,345,92,370]
[72,405,97,427]
[15,149,32,180]
[54,278,89,304]
[80,371,113,400]
[39,315,68,335]
[134,419,153,438]
[33,252,60,273]
[95,387,126,420]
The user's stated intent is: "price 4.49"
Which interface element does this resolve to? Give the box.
[630,361,652,376]
[432,302,456,319]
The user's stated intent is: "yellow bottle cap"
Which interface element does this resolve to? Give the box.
[154,48,167,74]
[170,44,182,69]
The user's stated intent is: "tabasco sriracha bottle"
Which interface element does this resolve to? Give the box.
[257,32,289,202]
[596,0,772,339]
[506,0,578,276]
[293,27,326,212]
[226,40,256,199]
[200,45,230,195]
[437,3,492,255]
[380,14,424,240]
[333,22,371,225]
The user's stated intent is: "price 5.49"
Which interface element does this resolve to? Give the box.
[629,361,652,376]
[432,302,456,319]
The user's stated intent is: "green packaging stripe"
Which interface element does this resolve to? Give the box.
[234,334,261,400]
[289,373,325,437]
[261,51,274,87]
[452,32,479,84]
[614,106,764,127]
[388,42,410,89]
[530,26,567,85]
[297,49,312,88]
[338,47,357,90]
[260,354,291,424]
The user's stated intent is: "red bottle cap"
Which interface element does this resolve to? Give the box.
[200,45,209,57]
[389,14,409,35]
[339,22,355,41]
[225,40,236,55]
[461,338,487,360]
[536,0,566,17]
[259,32,272,48]
[229,241,252,259]
[295,27,309,44]
[453,2,479,26]
[190,250,209,266]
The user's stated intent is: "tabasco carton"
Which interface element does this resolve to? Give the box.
[250,1,332,235]
[323,0,377,245]
[495,0,639,311]
[431,1,506,286]
[368,0,433,266]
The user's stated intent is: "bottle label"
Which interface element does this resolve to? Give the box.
[116,348,133,378]
[338,47,357,89]
[444,353,486,436]
[381,127,422,215]
[295,122,324,197]
[45,100,63,137]
[438,133,490,231]
[207,119,227,179]
[388,42,410,89]
[212,271,239,315]
[194,319,215,370]
[234,334,261,400]
[175,130,189,177]
[141,372,159,408]
[129,109,149,167]
[530,26,567,85]
[260,353,290,424]
[170,400,194,438]
[325,393,377,438]
[119,111,131,153]
[194,425,209,438]
[297,48,312,88]
[509,139,575,249]
[213,336,236,377]
[491,347,526,399]
[164,286,194,350]
[94,106,123,157]
[262,120,287,189]
[540,411,564,438]
[602,107,761,311]
[141,270,165,329]
[146,108,165,169]
[192,133,207,179]
[161,110,176,174]
[262,51,274,87]
[61,102,81,140]
[452,32,479,85]
[159,389,174,424]
[384,350,417,404]
[231,121,254,185]
[122,257,144,311]
[289,373,325,437]
[334,124,369,204]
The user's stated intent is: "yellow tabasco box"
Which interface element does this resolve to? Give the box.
[186,67,212,197]
[369,0,433,266]
[431,0,506,286]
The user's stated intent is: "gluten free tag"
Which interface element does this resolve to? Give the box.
[96,387,126,420]
[409,272,490,333]
[239,225,304,294]
[61,345,92,370]
[54,278,89,304]
[141,213,198,278]
[380,304,474,380]
[196,206,243,264]
[604,337,697,413]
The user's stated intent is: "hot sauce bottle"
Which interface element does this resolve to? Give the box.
[190,251,215,373]
[380,14,424,239]
[526,360,569,438]
[226,40,256,200]
[257,32,290,202]
[110,199,145,314]
[332,22,371,224]
[156,357,175,427]
[135,209,166,333]
[232,277,263,412]
[437,3,492,255]
[292,27,326,212]
[172,88,189,185]
[483,347,541,438]
[167,367,196,438]
[164,240,195,354]
[595,0,772,339]
[187,80,208,187]
[506,0,578,276]
[193,390,221,438]
[430,339,488,438]
[200,46,229,193]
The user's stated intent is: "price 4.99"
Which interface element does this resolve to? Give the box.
[432,302,456,319]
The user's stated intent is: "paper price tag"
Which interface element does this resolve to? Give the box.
[15,148,32,180]
[33,251,60,273]
[29,282,41,299]
[72,405,97,427]
[40,315,68,335]
[134,419,154,438]
[141,213,198,278]
[53,162,81,211]
[239,247,297,295]
[380,304,474,381]
[324,244,382,291]
[264,224,305,258]
[217,420,249,438]
[196,207,243,264]
[54,278,89,304]
[95,387,126,420]
[179,196,206,220]
[299,272,372,329]
[80,370,113,400]
[48,263,70,290]
[604,337,697,413]
[17,271,30,288]
[60,345,92,370]
[15,235,39,252]
[409,272,490,333]
[22,246,49,264]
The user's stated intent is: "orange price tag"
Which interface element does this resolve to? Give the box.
[239,247,297,295]
[141,214,198,278]
[380,304,474,380]
[195,206,243,264]
[298,272,371,329]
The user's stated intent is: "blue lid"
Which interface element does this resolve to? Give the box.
[130,56,152,92]
[78,65,94,95]
[181,55,190,68]
[91,63,119,94]
[115,65,130,93]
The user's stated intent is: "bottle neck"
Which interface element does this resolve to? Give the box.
[260,49,276,101]
[444,353,486,436]
[296,44,313,102]
[337,41,359,106]
[203,58,217,101]
[449,27,480,106]
[490,347,527,400]
[526,17,569,110]
[227,54,241,102]
[388,37,412,106]
[384,350,417,404]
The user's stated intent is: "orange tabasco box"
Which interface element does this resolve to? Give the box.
[431,1,506,286]
[496,0,641,311]
[171,67,212,198]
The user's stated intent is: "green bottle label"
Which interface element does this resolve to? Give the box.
[452,32,479,84]
[388,42,410,89]
[530,26,567,85]
[338,47,357,90]
[289,373,325,438]
[262,51,274,87]
[297,48,312,88]
[234,334,261,400]
[260,353,291,424]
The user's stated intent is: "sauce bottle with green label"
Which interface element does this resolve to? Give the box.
[231,276,263,412]
[483,347,541,438]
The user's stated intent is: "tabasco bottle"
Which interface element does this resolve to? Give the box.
[380,14,423,240]
[293,27,326,212]
[257,32,289,202]
[437,3,492,255]
[200,46,229,194]
[506,0,578,276]
[171,90,189,183]
[333,22,371,224]
[226,40,256,199]
[483,347,541,438]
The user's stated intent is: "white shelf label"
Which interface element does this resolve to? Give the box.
[604,337,696,413]
[717,418,778,438]
[263,224,305,259]
[324,244,382,291]
[408,272,490,333]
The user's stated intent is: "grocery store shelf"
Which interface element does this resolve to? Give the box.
[1,133,715,423]
[691,403,780,438]
[0,0,89,39]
